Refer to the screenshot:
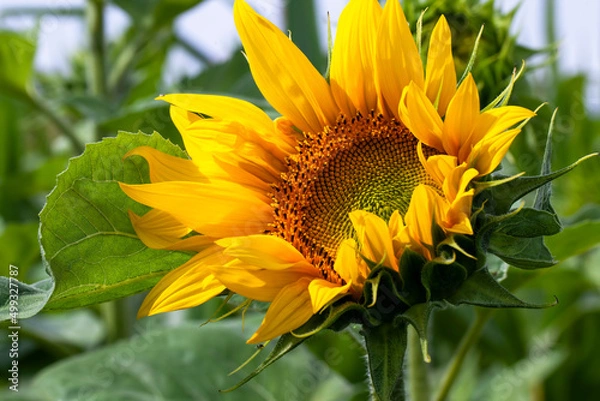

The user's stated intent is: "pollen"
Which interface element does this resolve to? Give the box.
[270,111,440,281]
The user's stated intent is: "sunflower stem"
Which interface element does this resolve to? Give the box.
[24,90,85,154]
[408,325,430,401]
[86,0,107,142]
[433,309,491,401]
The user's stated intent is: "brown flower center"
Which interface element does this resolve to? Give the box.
[270,111,439,281]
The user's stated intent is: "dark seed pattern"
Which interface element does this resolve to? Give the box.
[269,111,439,283]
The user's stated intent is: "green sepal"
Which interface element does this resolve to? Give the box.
[394,302,442,363]
[398,248,427,306]
[362,321,408,401]
[437,234,480,274]
[421,259,468,301]
[221,331,307,393]
[447,268,557,309]
[475,154,596,215]
[292,301,379,338]
[487,233,556,269]
[533,109,557,213]
[363,266,408,314]
[480,207,562,238]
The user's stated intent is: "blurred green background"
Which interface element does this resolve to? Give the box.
[1,0,599,400]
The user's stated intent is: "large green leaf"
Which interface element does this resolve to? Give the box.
[39,131,191,311]
[1,317,353,401]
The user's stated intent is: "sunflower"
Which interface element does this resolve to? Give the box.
[119,0,534,344]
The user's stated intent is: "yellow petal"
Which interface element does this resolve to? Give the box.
[125,146,205,183]
[330,0,382,115]
[169,106,286,189]
[308,278,351,313]
[234,0,338,133]
[424,16,457,117]
[442,164,479,203]
[443,74,480,156]
[128,209,214,251]
[461,106,535,161]
[417,142,458,185]
[158,94,275,138]
[119,180,272,238]
[211,262,317,302]
[388,210,409,259]
[404,185,439,258]
[216,234,314,270]
[468,128,521,176]
[138,246,228,318]
[333,238,368,294]
[349,210,398,271]
[167,100,294,161]
[247,277,314,343]
[399,82,444,151]
[375,0,424,118]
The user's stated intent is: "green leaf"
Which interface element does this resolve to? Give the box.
[1,317,352,401]
[487,233,556,269]
[447,268,556,308]
[363,322,408,401]
[545,219,600,261]
[0,276,53,321]
[39,131,191,311]
[0,31,35,100]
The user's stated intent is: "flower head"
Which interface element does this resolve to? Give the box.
[120,0,535,344]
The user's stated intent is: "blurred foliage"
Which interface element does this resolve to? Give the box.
[0,0,599,400]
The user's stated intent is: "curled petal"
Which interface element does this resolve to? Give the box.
[308,279,352,314]
[349,210,398,271]
[334,238,369,295]
[247,277,314,344]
